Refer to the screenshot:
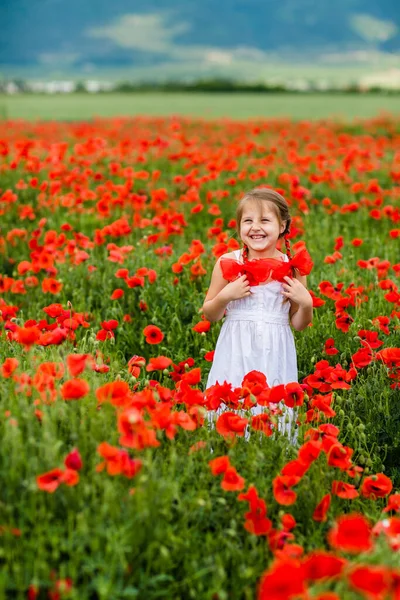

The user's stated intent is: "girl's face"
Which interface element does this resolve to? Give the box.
[239,201,286,257]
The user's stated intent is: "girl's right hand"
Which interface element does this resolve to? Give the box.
[221,274,252,302]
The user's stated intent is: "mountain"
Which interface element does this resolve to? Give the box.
[1,0,399,82]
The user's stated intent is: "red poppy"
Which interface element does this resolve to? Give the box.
[146,356,172,371]
[302,551,347,581]
[143,325,164,344]
[360,473,393,499]
[352,347,373,369]
[64,448,83,471]
[348,565,392,598]
[331,480,359,500]
[192,320,211,333]
[312,494,331,522]
[36,467,79,493]
[61,378,90,400]
[216,411,248,439]
[1,357,19,378]
[221,466,245,492]
[298,440,322,466]
[205,381,240,411]
[16,325,40,349]
[96,442,142,478]
[209,455,230,475]
[110,289,124,300]
[327,443,353,470]
[324,338,338,355]
[238,486,272,536]
[328,514,373,553]
[251,413,274,436]
[272,475,300,506]
[283,382,304,407]
[36,468,65,493]
[258,559,306,600]
[383,493,400,513]
[66,353,90,377]
[96,381,131,406]
[127,355,146,377]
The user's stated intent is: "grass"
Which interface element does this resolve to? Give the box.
[1,92,400,121]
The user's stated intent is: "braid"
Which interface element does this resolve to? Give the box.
[242,243,249,262]
[284,234,292,260]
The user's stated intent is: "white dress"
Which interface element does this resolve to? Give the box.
[206,250,298,420]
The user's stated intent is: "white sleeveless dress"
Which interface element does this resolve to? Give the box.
[206,250,298,419]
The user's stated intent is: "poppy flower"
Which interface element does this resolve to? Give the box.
[312,494,331,522]
[283,382,304,407]
[251,413,274,436]
[205,381,240,411]
[110,289,124,300]
[302,551,347,581]
[127,355,146,377]
[383,493,400,513]
[216,411,248,439]
[16,326,40,349]
[36,468,65,493]
[209,455,231,475]
[221,466,245,492]
[360,473,393,499]
[324,338,338,355]
[64,448,83,471]
[352,347,373,369]
[192,320,211,333]
[146,356,172,371]
[96,442,142,478]
[331,480,359,499]
[36,467,79,493]
[96,381,131,406]
[238,486,272,535]
[272,475,300,506]
[66,354,90,377]
[143,325,164,344]
[328,514,373,553]
[348,565,391,598]
[61,378,90,400]
[258,559,306,600]
[1,357,19,378]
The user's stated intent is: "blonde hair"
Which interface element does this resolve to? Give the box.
[236,188,292,258]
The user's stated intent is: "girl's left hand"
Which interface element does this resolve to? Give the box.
[281,276,312,308]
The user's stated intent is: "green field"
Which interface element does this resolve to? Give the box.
[1,92,400,120]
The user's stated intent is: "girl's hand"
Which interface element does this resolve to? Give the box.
[281,276,312,308]
[221,274,252,302]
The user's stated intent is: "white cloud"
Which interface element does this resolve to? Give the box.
[86,12,190,53]
[85,11,272,65]
[350,14,398,44]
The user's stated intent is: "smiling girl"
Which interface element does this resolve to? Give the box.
[202,187,313,428]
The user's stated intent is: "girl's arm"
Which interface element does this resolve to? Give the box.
[284,272,313,332]
[202,256,251,322]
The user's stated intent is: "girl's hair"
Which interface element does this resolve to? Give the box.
[236,187,292,259]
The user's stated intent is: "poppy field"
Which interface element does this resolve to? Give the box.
[0,115,400,599]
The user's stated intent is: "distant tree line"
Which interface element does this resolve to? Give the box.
[1,78,399,95]
[105,79,400,94]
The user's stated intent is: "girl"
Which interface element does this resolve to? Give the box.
[202,187,313,430]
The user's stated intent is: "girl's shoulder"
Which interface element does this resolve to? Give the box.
[217,250,241,263]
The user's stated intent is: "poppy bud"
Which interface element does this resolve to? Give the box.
[64,448,83,471]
